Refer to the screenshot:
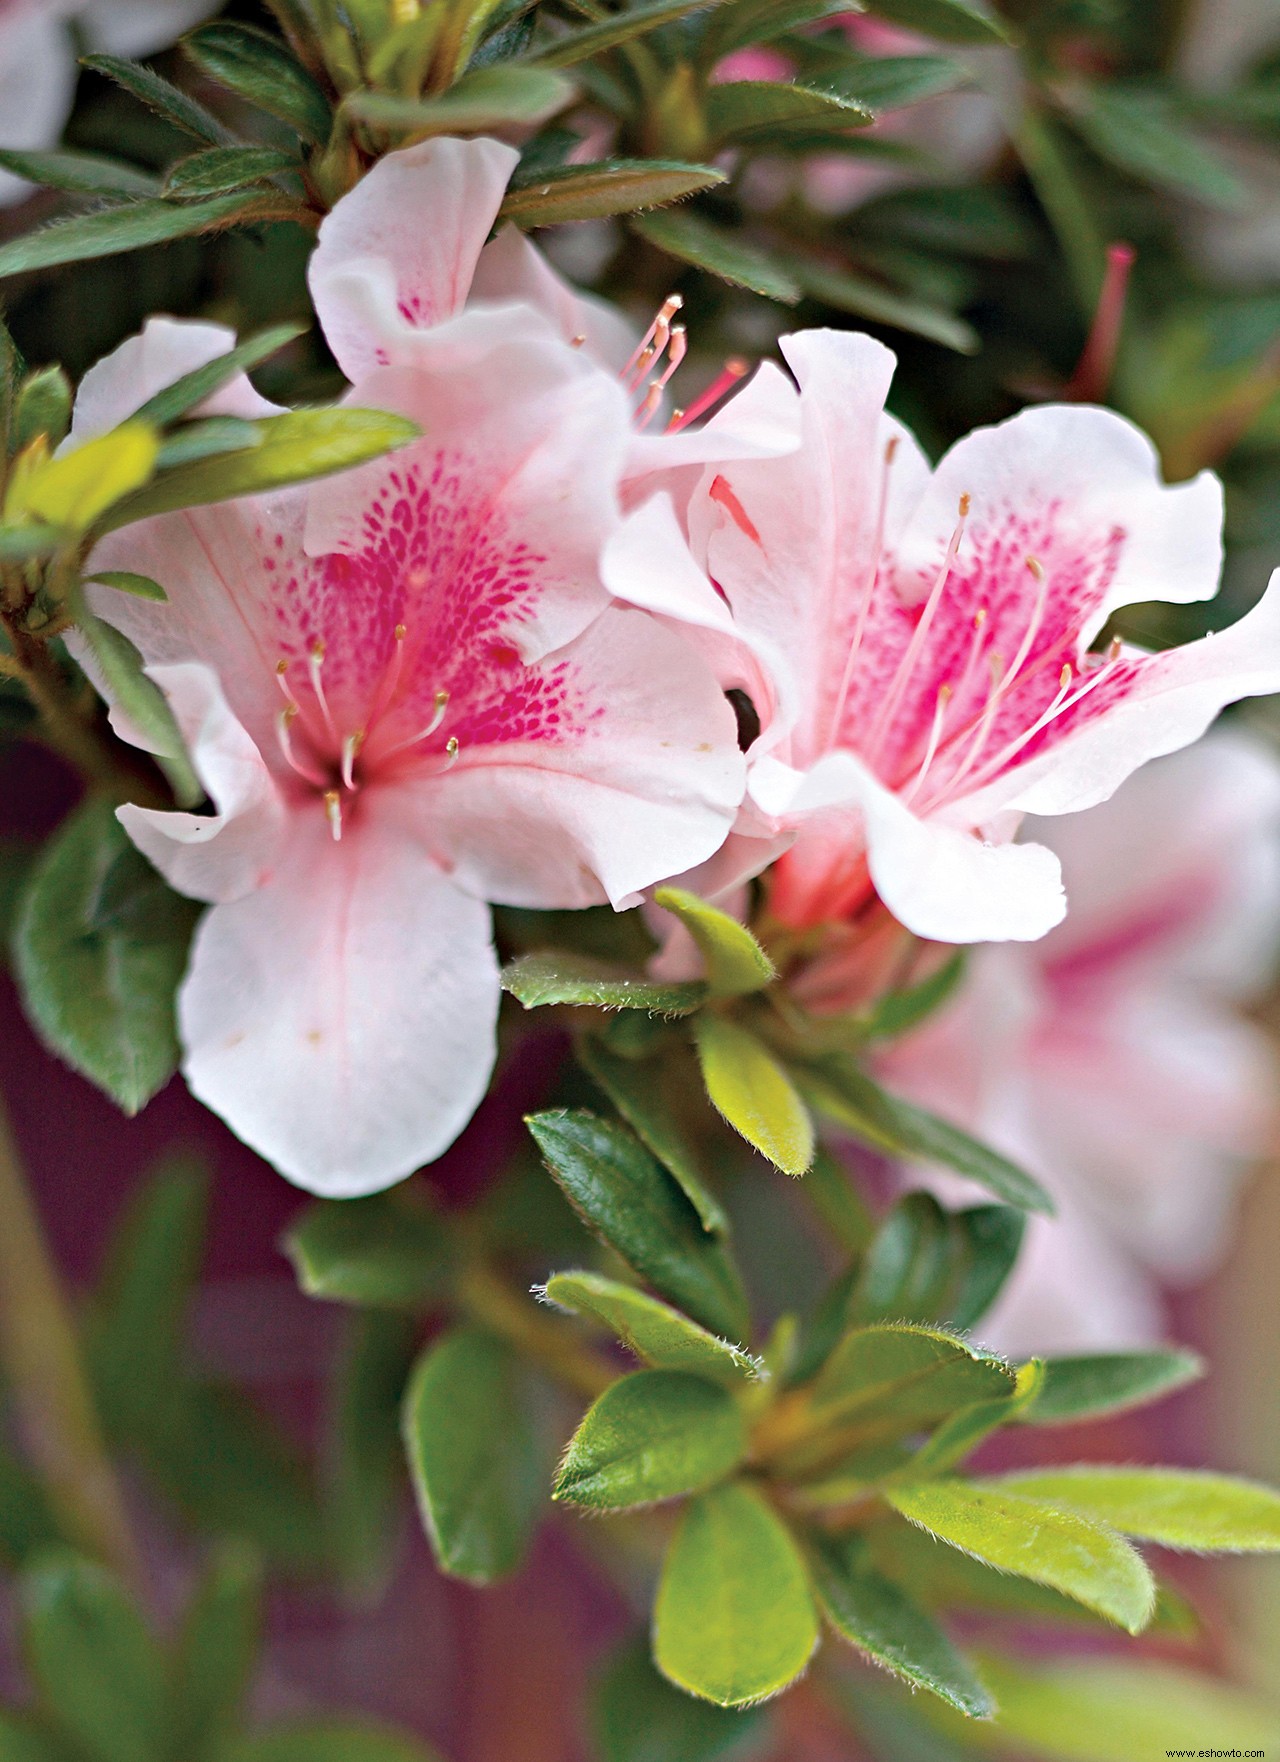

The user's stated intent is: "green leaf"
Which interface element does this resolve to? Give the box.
[703,0,855,60]
[21,1550,167,1762]
[165,146,300,199]
[0,1445,58,1567]
[132,324,304,430]
[502,950,706,1014]
[0,523,61,562]
[326,1311,417,1592]
[222,1724,443,1762]
[86,570,167,602]
[798,1146,875,1257]
[655,1480,818,1706]
[636,201,801,299]
[345,66,573,139]
[793,257,978,353]
[810,1532,992,1717]
[0,148,160,198]
[808,1324,1015,1435]
[0,1713,80,1762]
[284,1193,449,1307]
[529,0,730,66]
[526,1109,749,1339]
[13,366,73,452]
[706,81,872,148]
[0,309,21,455]
[171,1542,261,1762]
[945,1205,1025,1331]
[80,54,234,145]
[851,1192,953,1324]
[1023,1351,1205,1426]
[402,1327,543,1583]
[592,1634,769,1762]
[1069,82,1245,209]
[100,407,420,530]
[797,1055,1053,1212]
[0,192,302,282]
[7,423,159,531]
[652,888,775,998]
[858,0,1010,45]
[154,418,262,469]
[854,951,966,1042]
[883,1481,1157,1633]
[957,1655,1280,1762]
[88,1155,208,1437]
[907,1359,1043,1476]
[578,1036,728,1233]
[76,611,202,806]
[184,23,333,144]
[554,1370,746,1510]
[694,1017,814,1176]
[13,800,199,1115]
[992,1467,1280,1553]
[802,53,970,113]
[501,159,725,227]
[541,1272,763,1386]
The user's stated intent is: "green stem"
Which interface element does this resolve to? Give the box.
[0,1091,141,1585]
[458,1262,617,1402]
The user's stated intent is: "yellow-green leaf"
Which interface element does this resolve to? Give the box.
[5,423,158,531]
[693,1017,813,1176]
[990,1467,1280,1553]
[652,888,775,997]
[553,1370,746,1510]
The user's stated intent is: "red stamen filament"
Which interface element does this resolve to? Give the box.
[666,359,748,433]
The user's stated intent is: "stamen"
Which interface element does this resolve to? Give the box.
[667,359,748,433]
[826,434,900,751]
[570,333,587,348]
[441,735,460,770]
[366,622,407,729]
[324,788,343,842]
[308,640,336,739]
[863,495,969,765]
[960,654,1122,796]
[341,729,364,791]
[376,689,450,761]
[904,683,953,802]
[623,295,683,387]
[275,658,299,711]
[276,705,329,788]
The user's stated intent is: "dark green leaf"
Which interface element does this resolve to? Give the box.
[694,1017,814,1176]
[992,1467,1280,1553]
[0,148,161,198]
[0,1713,80,1762]
[592,1634,770,1762]
[704,0,855,60]
[1023,1351,1204,1426]
[0,192,304,282]
[402,1327,543,1583]
[851,1192,953,1324]
[0,309,20,455]
[797,1055,1053,1212]
[284,1193,449,1308]
[554,1369,746,1510]
[578,1036,728,1233]
[526,1109,749,1339]
[184,23,333,144]
[80,54,234,145]
[883,1480,1157,1632]
[811,1532,992,1716]
[858,0,1010,45]
[345,67,573,139]
[706,81,872,147]
[541,1272,763,1386]
[165,146,300,199]
[100,407,420,530]
[76,612,201,806]
[798,1147,877,1258]
[654,1480,818,1706]
[501,159,725,227]
[326,1312,417,1592]
[171,1542,261,1762]
[794,257,978,352]
[855,952,966,1041]
[12,800,199,1116]
[528,0,731,67]
[502,950,706,1014]
[131,323,304,429]
[802,53,970,113]
[0,1446,59,1567]
[946,1205,1024,1331]
[13,366,73,452]
[632,207,801,302]
[1069,82,1246,209]
[21,1550,166,1762]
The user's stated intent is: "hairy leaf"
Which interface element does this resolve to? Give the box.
[503,951,706,1014]
[555,1370,745,1509]
[652,888,775,997]
[632,209,803,302]
[501,160,725,227]
[1023,1351,1204,1425]
[0,148,160,198]
[694,1017,814,1176]
[541,1272,762,1385]
[345,66,573,139]
[184,23,333,143]
[992,1467,1280,1553]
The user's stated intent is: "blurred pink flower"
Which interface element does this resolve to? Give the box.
[876,729,1280,1353]
[76,261,746,1192]
[609,328,1280,947]
[0,0,220,205]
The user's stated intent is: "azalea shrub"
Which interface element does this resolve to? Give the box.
[1,0,1280,1757]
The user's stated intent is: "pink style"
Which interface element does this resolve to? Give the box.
[73,140,751,1201]
[609,327,1280,945]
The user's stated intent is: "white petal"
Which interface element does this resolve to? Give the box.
[181,806,499,1197]
[78,0,221,54]
[472,223,638,372]
[309,136,520,382]
[116,662,286,904]
[71,316,278,443]
[0,6,75,207]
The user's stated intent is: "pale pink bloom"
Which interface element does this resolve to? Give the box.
[608,328,1280,946]
[77,304,745,1196]
[876,729,1280,1353]
[0,0,220,205]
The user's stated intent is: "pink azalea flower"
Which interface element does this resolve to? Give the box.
[607,327,1280,945]
[875,729,1280,1353]
[77,303,745,1196]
